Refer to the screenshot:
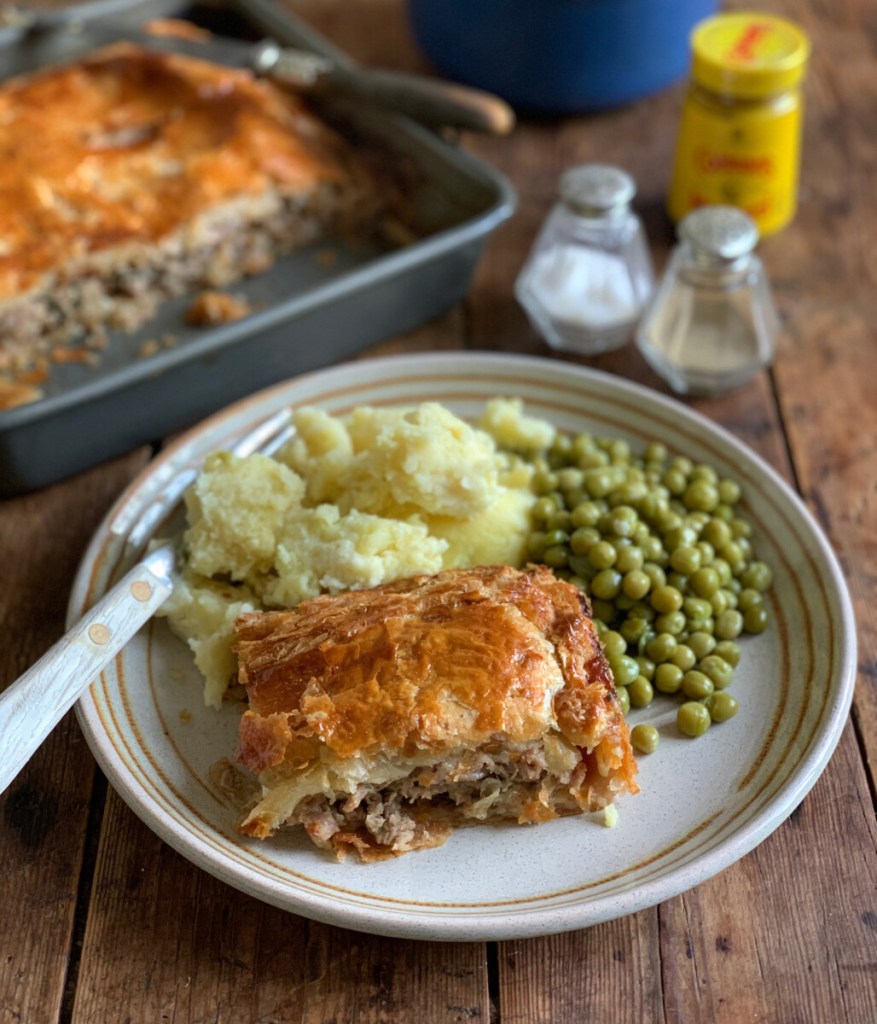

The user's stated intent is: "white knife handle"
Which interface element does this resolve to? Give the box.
[0,561,173,794]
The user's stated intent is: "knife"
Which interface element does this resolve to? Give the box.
[23,16,516,135]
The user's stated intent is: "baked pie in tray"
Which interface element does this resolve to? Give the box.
[232,564,639,861]
[0,39,385,386]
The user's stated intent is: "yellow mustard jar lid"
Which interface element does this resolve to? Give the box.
[691,11,811,99]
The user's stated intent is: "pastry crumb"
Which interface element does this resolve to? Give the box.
[186,290,253,327]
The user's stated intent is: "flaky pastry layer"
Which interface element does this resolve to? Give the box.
[232,565,638,858]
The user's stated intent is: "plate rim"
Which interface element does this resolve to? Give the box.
[71,351,858,940]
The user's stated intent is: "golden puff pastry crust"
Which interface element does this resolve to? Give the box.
[233,564,638,860]
[0,41,364,303]
[0,39,389,390]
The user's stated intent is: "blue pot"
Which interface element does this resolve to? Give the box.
[407,0,719,114]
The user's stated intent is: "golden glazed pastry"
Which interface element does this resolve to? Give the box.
[0,38,384,388]
[233,564,638,860]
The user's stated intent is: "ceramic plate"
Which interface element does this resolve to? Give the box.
[71,352,857,940]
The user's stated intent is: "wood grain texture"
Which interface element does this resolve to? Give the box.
[70,790,489,1024]
[0,451,150,1024]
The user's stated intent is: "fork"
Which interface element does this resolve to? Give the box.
[0,409,294,796]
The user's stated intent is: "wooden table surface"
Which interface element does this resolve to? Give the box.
[2,0,875,1021]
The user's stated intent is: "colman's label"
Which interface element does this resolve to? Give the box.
[667,13,811,237]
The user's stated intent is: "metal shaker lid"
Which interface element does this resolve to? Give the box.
[678,206,760,261]
[559,164,636,217]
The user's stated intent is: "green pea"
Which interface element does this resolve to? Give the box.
[677,701,711,738]
[546,510,573,532]
[570,527,601,555]
[588,540,618,569]
[609,506,639,538]
[635,656,656,680]
[542,545,569,569]
[622,570,652,601]
[655,611,686,635]
[542,529,569,548]
[617,685,631,715]
[611,655,640,687]
[691,464,719,484]
[699,654,734,690]
[571,502,602,528]
[651,585,684,614]
[719,542,745,573]
[670,545,702,575]
[682,670,715,700]
[645,632,678,663]
[615,545,645,573]
[532,496,558,522]
[696,541,716,565]
[718,479,742,505]
[671,644,697,672]
[737,588,763,612]
[567,555,593,579]
[620,616,649,645]
[690,566,720,598]
[704,691,739,723]
[712,558,733,586]
[527,532,547,559]
[715,609,744,640]
[687,631,717,660]
[713,640,741,668]
[654,662,684,694]
[730,516,754,539]
[628,676,654,708]
[601,630,627,660]
[683,596,712,620]
[532,469,558,494]
[630,723,660,754]
[585,467,620,498]
[666,571,689,592]
[643,563,667,590]
[578,449,609,469]
[591,568,623,600]
[683,480,720,512]
[557,467,584,492]
[743,605,769,634]
[663,468,688,495]
[740,561,773,592]
[702,518,732,549]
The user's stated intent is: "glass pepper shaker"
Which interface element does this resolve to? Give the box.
[515,164,655,356]
[635,205,779,396]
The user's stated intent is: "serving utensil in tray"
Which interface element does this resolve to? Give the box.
[0,0,516,496]
[11,10,515,134]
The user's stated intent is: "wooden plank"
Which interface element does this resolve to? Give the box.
[0,451,150,1024]
[658,726,877,1023]
[498,913,666,1024]
[71,790,489,1024]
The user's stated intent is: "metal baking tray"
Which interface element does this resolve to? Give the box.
[0,0,516,495]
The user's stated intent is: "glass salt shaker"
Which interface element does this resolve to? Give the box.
[515,164,655,355]
[635,206,780,396]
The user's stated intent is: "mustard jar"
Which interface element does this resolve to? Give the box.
[667,12,811,237]
[515,164,655,355]
[635,206,779,396]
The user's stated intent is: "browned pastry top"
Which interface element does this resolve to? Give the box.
[0,42,359,301]
[234,564,626,770]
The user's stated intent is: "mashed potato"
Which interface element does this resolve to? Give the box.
[162,398,546,705]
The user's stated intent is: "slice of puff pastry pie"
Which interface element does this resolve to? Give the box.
[232,564,639,861]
